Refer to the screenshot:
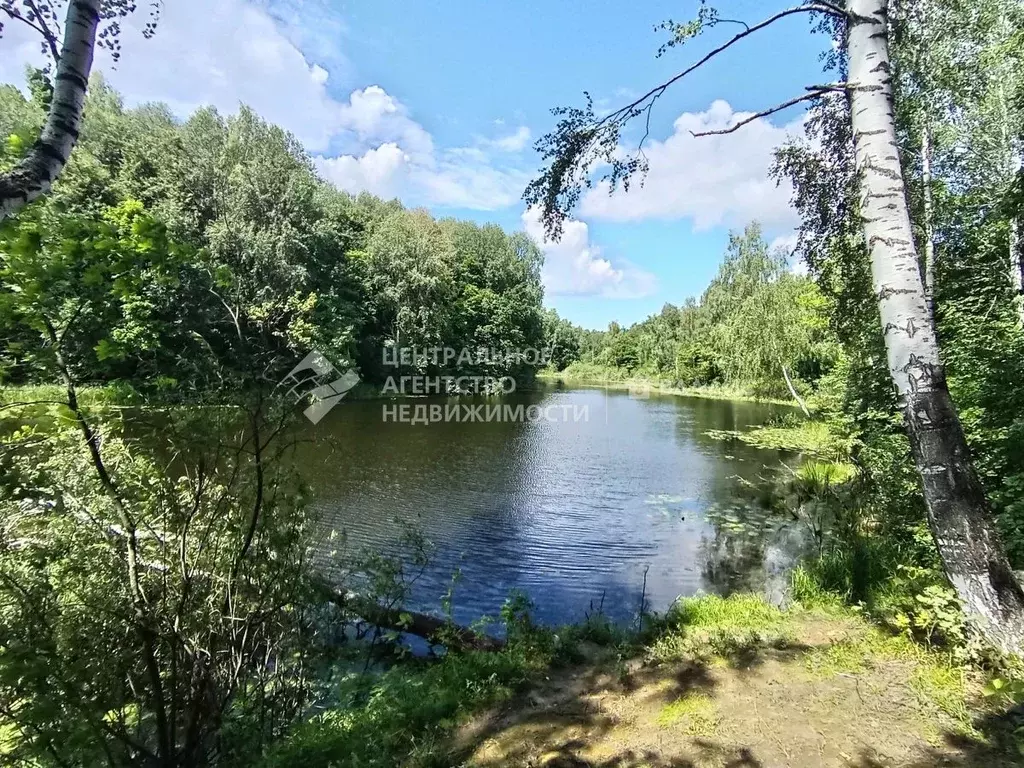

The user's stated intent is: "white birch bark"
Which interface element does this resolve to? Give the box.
[921,124,936,318]
[995,8,1024,325]
[0,0,101,221]
[1012,216,1023,324]
[781,364,810,417]
[849,0,1024,653]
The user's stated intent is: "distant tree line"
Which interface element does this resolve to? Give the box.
[543,223,838,409]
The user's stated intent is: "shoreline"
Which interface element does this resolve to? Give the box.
[535,370,800,408]
[2,376,800,409]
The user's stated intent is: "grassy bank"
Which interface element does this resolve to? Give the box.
[260,593,1024,768]
[1,375,545,409]
[538,365,798,408]
[3,366,798,411]
[0,382,134,408]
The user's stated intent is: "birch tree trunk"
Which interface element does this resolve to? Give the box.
[0,0,101,221]
[848,0,1024,653]
[921,124,936,319]
[995,7,1024,326]
[1012,218,1024,322]
[1012,216,1024,324]
[781,364,810,417]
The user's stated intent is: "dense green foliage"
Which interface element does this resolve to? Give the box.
[544,223,839,401]
[0,75,546,394]
[0,73,550,767]
[531,0,1024,662]
[0,411,328,766]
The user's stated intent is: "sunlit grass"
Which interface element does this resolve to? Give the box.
[669,594,785,631]
[259,646,547,768]
[705,420,852,460]
[657,692,719,735]
[911,664,970,719]
[646,595,792,664]
[790,565,849,611]
[801,620,978,736]
[0,383,130,407]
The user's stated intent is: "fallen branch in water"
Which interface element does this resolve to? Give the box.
[330,590,505,652]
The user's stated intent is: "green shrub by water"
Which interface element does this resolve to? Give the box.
[257,648,543,768]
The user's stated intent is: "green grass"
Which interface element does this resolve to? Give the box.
[790,565,850,611]
[258,591,1002,767]
[0,382,135,407]
[668,594,785,631]
[657,692,719,734]
[258,646,549,768]
[645,595,792,665]
[911,663,972,725]
[799,613,977,735]
[803,628,914,677]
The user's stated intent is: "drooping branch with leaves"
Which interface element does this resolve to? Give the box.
[524,2,848,239]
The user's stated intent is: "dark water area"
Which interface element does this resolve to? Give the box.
[297,385,808,628]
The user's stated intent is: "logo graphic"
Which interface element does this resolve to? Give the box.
[279,351,360,424]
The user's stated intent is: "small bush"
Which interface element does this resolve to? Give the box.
[259,646,546,768]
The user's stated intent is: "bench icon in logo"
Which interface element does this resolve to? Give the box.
[279,351,360,424]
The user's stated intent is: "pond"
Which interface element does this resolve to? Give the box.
[299,385,807,628]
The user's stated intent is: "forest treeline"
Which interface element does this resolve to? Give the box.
[544,223,836,406]
[0,74,547,395]
[0,72,561,766]
[0,73,838,401]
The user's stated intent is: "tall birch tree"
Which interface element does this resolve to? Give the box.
[525,0,1024,652]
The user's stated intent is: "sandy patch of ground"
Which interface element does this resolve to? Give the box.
[452,616,1018,768]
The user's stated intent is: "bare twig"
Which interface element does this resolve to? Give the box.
[805,82,851,92]
[691,90,831,137]
[1,2,59,61]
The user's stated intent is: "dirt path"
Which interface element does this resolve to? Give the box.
[452,614,1019,768]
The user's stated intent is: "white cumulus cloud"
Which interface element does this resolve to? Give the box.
[313,85,529,209]
[0,0,350,152]
[770,233,809,276]
[333,85,434,159]
[580,100,802,231]
[317,142,410,199]
[484,126,531,152]
[522,209,657,299]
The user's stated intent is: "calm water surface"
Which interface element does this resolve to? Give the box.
[299,385,805,627]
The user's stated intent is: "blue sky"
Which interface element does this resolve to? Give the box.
[1,0,830,329]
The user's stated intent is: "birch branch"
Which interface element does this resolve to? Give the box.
[690,90,835,137]
[597,4,846,133]
[0,0,100,221]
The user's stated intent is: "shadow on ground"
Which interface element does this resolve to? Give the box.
[451,620,1022,768]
